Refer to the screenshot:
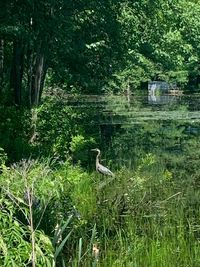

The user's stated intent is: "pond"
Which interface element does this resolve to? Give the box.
[67,93,200,172]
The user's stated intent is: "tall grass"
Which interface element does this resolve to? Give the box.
[1,154,200,266]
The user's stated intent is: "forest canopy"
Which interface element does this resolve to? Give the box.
[0,0,200,107]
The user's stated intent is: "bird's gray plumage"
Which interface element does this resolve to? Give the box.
[91,148,114,177]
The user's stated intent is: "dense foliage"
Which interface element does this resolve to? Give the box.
[1,145,200,266]
[1,0,200,107]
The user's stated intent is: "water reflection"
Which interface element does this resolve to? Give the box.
[67,93,200,172]
[148,94,176,105]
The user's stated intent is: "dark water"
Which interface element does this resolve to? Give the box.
[67,93,200,173]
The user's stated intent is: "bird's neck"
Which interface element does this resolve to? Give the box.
[96,151,100,168]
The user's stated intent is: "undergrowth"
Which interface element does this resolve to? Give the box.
[0,154,200,266]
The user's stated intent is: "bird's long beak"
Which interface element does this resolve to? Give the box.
[91,149,96,151]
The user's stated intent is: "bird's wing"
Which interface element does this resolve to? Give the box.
[97,164,114,176]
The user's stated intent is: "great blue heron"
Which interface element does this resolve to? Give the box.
[91,148,114,176]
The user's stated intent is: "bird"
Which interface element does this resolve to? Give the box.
[91,148,114,176]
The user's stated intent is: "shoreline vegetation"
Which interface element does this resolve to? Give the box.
[1,153,200,266]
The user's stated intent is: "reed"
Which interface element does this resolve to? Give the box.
[1,156,200,266]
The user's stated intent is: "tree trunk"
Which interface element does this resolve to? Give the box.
[27,39,48,107]
[31,51,45,106]
[25,7,50,107]
[27,46,34,107]
[39,61,48,100]
[10,39,24,106]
